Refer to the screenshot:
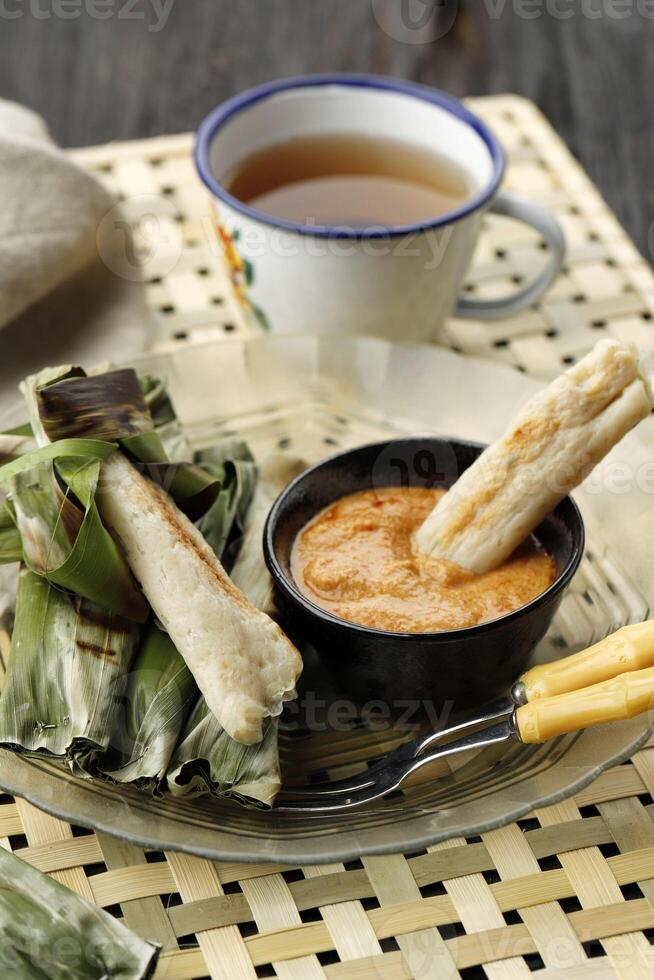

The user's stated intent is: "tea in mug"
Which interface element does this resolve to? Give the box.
[224,132,472,228]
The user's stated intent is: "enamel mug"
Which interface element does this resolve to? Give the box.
[195,75,565,341]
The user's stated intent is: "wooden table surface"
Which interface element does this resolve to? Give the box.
[0,0,652,259]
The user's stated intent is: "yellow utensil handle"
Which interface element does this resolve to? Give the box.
[519,619,654,701]
[516,664,654,743]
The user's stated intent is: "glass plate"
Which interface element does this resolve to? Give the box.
[0,335,651,864]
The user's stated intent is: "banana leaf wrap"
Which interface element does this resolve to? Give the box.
[0,566,140,764]
[167,702,280,808]
[2,367,151,623]
[0,366,282,805]
[0,438,148,766]
[3,437,147,623]
[0,502,21,564]
[0,846,158,979]
[0,366,245,615]
[95,624,198,790]
[138,373,191,463]
[0,405,151,767]
[28,366,225,522]
[194,440,258,559]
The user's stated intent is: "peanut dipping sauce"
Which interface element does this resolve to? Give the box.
[291,486,556,633]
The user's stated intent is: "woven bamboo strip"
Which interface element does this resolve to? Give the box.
[545,765,647,809]
[95,834,178,951]
[408,843,494,885]
[520,814,612,855]
[239,872,326,979]
[448,921,537,971]
[291,869,374,910]
[164,870,370,937]
[408,816,618,888]
[155,947,207,980]
[234,844,654,966]
[245,920,335,966]
[323,951,412,979]
[368,896,457,937]
[3,797,654,971]
[70,132,193,168]
[14,798,94,901]
[439,899,654,971]
[596,798,654,912]
[90,862,175,907]
[304,863,382,962]
[216,859,298,884]
[630,746,654,801]
[364,852,457,979]
[0,802,24,837]
[491,847,654,910]
[13,833,102,873]
[167,892,252,937]
[166,851,256,980]
[533,963,617,979]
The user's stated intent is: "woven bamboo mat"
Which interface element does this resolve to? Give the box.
[1,94,654,979]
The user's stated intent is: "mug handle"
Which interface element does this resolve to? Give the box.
[455,191,566,320]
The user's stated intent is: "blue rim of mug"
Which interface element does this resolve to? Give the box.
[194,73,506,240]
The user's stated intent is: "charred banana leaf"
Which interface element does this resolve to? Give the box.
[0,366,283,806]
[0,567,139,763]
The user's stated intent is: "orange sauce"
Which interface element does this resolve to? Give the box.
[291,487,556,633]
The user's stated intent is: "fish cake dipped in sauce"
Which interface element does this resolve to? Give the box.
[291,487,555,634]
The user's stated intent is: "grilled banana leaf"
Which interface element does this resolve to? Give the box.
[0,846,158,979]
[0,368,232,615]
[4,440,148,622]
[194,441,257,560]
[0,567,139,763]
[139,373,191,462]
[167,701,281,808]
[0,365,284,806]
[27,366,226,519]
[0,426,34,464]
[97,624,196,790]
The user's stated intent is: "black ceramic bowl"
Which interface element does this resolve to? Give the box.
[263,438,584,712]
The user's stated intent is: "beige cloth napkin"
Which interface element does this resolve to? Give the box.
[0,99,152,416]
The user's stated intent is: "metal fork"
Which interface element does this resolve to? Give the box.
[275,696,516,813]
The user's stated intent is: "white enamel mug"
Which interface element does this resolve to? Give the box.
[195,75,565,340]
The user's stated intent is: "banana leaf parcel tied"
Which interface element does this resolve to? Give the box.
[0,364,289,807]
[0,845,159,979]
